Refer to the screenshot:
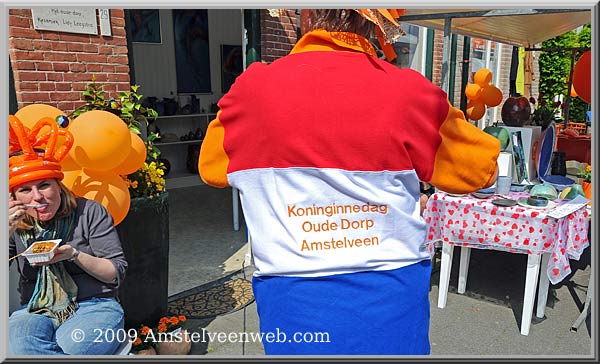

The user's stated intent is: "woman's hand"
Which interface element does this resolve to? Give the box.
[8,197,26,235]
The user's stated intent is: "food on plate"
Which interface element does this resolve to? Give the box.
[30,241,56,254]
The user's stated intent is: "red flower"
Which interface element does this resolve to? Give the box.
[179,315,187,322]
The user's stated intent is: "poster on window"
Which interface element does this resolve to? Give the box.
[221,45,243,93]
[173,9,211,94]
[127,9,161,43]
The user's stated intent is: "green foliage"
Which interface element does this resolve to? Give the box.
[530,99,563,130]
[538,24,590,122]
[72,77,166,198]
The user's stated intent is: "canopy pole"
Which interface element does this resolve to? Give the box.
[563,49,577,127]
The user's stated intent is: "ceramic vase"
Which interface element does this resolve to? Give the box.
[582,181,592,205]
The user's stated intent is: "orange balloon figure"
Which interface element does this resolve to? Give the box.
[64,168,131,225]
[112,133,147,176]
[14,104,67,129]
[480,85,503,107]
[68,110,131,172]
[466,100,486,121]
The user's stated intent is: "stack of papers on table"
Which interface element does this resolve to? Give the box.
[547,195,590,219]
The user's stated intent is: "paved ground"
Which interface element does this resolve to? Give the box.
[167,185,593,358]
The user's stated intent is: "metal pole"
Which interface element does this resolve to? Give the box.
[440,17,452,94]
[564,49,578,127]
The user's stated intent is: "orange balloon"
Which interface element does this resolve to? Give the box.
[570,85,578,98]
[466,100,486,121]
[15,104,67,129]
[465,83,483,100]
[572,50,590,103]
[112,133,147,176]
[60,153,81,172]
[61,169,83,190]
[64,168,131,225]
[481,85,503,107]
[68,110,131,172]
[474,68,493,86]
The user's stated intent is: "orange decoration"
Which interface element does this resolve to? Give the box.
[572,50,591,104]
[68,110,131,172]
[570,84,578,98]
[112,133,147,176]
[465,83,483,101]
[63,168,131,225]
[480,85,503,107]
[474,68,493,86]
[466,100,486,121]
[14,104,67,130]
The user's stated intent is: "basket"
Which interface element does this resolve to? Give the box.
[22,239,61,264]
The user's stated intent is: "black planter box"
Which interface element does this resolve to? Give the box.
[116,193,169,329]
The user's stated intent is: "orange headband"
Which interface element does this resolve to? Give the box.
[9,115,74,190]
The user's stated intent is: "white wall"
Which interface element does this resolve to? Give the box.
[130,9,242,108]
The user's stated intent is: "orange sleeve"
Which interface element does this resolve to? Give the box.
[429,102,500,194]
[198,111,230,188]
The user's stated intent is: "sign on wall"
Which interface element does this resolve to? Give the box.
[32,8,98,35]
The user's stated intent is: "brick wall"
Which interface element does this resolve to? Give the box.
[8,9,130,114]
[260,9,298,63]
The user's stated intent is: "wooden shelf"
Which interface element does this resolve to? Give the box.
[155,139,203,146]
[164,172,204,189]
[156,113,216,120]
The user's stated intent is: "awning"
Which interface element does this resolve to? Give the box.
[401,9,591,47]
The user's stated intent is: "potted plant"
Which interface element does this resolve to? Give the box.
[579,165,592,203]
[72,77,170,330]
[131,325,157,355]
[529,95,564,131]
[155,315,191,355]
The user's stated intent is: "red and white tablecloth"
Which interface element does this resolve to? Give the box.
[423,192,590,285]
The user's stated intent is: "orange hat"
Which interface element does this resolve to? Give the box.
[355,9,406,61]
[268,9,406,61]
[9,114,74,190]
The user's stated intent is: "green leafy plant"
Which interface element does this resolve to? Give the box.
[529,96,563,130]
[579,165,591,183]
[71,77,166,198]
[538,23,591,122]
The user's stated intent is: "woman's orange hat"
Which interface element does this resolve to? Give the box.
[268,9,406,61]
[9,114,74,190]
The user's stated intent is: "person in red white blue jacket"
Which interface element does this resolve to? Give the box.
[199,9,500,355]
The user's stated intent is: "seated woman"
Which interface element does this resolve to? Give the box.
[8,116,128,355]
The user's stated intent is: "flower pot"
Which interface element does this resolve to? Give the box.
[582,181,592,205]
[156,329,191,355]
[134,347,157,355]
[117,193,170,329]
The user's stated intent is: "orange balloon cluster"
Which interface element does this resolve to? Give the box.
[13,105,147,225]
[465,68,504,121]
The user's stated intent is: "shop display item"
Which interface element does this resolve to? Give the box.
[517,197,557,210]
[536,122,575,191]
[500,96,531,127]
[530,183,559,200]
[491,198,518,207]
